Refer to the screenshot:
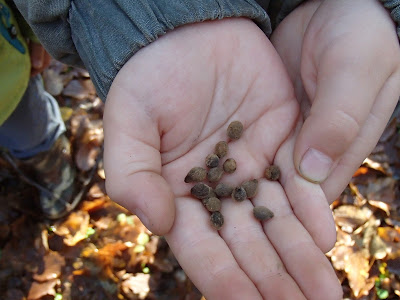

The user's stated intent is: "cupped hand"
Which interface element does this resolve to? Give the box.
[104,18,341,299]
[271,0,400,202]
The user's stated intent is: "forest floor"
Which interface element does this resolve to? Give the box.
[0,61,399,300]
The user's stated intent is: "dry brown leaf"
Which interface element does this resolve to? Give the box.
[334,205,372,232]
[345,249,370,298]
[330,245,353,271]
[368,200,391,216]
[27,278,58,299]
[54,211,90,246]
[365,177,396,204]
[80,197,108,213]
[121,273,150,299]
[62,79,95,100]
[75,143,100,171]
[363,158,386,174]
[369,234,388,260]
[33,251,65,281]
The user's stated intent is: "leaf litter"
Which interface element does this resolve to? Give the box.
[1,60,400,299]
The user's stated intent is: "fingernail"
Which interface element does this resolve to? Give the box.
[299,148,333,183]
[135,208,150,229]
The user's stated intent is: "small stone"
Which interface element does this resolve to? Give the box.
[215,183,234,198]
[210,211,224,230]
[207,167,224,182]
[214,141,228,158]
[227,121,243,140]
[203,197,222,212]
[253,206,274,221]
[223,158,236,174]
[265,165,280,181]
[184,167,207,183]
[242,179,258,198]
[191,183,213,200]
[232,186,247,202]
[205,154,220,168]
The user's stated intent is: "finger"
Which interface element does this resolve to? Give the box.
[103,88,175,235]
[277,121,337,252]
[29,42,45,75]
[166,197,263,300]
[220,196,306,299]
[253,180,342,300]
[295,50,389,183]
[321,71,400,201]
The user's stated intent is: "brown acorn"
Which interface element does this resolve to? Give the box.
[205,154,220,168]
[223,158,237,174]
[215,183,234,198]
[265,165,280,181]
[203,197,222,212]
[191,183,213,200]
[242,179,258,198]
[210,211,224,230]
[184,167,207,183]
[227,121,243,140]
[207,167,224,182]
[253,206,274,221]
[214,141,228,158]
[232,186,247,202]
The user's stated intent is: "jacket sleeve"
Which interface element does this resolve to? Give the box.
[256,0,305,30]
[380,0,400,38]
[13,0,271,101]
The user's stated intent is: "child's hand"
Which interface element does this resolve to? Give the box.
[29,42,51,76]
[271,0,400,202]
[104,18,341,300]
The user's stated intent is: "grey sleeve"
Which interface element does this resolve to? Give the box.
[255,0,305,30]
[13,0,271,101]
[380,0,400,38]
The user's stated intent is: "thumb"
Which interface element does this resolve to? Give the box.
[103,90,175,235]
[294,57,383,183]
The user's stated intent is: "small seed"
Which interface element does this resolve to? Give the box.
[265,165,280,181]
[215,183,234,198]
[205,154,220,168]
[232,186,247,202]
[210,211,224,230]
[207,167,224,182]
[184,167,207,183]
[223,158,236,174]
[227,121,243,140]
[191,183,213,199]
[214,141,228,158]
[242,179,258,198]
[253,206,274,221]
[204,197,222,212]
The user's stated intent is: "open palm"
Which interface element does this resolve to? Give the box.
[104,18,341,300]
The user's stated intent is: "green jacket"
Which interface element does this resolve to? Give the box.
[0,0,32,125]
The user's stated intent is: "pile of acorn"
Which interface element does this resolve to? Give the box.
[184,121,280,230]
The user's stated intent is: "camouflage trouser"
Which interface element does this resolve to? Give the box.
[0,75,65,159]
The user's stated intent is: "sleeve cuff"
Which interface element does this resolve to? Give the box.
[68,0,271,100]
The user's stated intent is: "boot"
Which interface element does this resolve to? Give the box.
[20,134,81,219]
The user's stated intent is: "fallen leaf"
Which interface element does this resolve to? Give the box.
[63,79,95,100]
[345,249,370,298]
[75,143,100,171]
[54,211,90,246]
[33,251,65,281]
[121,273,150,299]
[27,278,58,299]
[334,205,372,232]
[80,197,108,213]
[387,257,400,276]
